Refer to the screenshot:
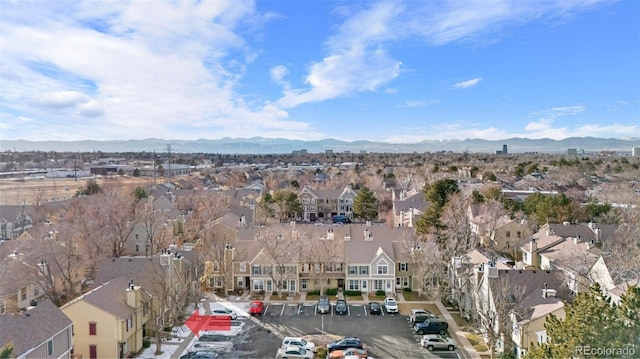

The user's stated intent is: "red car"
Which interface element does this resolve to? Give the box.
[249,301,264,315]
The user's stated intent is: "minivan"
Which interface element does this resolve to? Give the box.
[414,318,449,335]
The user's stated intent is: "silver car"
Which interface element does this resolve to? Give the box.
[420,334,456,351]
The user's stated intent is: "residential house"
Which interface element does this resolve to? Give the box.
[0,300,74,359]
[468,204,531,254]
[344,224,397,294]
[61,277,150,359]
[298,186,358,222]
[391,188,429,228]
[509,271,571,359]
[520,222,617,294]
[474,261,569,357]
[449,250,511,319]
[0,205,34,240]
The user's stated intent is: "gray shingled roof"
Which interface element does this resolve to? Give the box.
[0,300,72,356]
[80,276,136,319]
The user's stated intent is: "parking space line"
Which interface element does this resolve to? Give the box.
[363,306,367,316]
[280,304,285,316]
[297,305,302,315]
[263,305,269,316]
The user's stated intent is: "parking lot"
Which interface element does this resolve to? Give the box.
[258,301,463,359]
[177,301,463,359]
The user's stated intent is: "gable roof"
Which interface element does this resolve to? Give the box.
[0,300,72,356]
[69,276,135,319]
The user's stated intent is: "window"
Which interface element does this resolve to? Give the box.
[517,231,522,238]
[348,280,359,290]
[399,263,408,272]
[396,277,401,286]
[240,262,246,272]
[359,266,369,274]
[377,264,388,275]
[135,244,139,252]
[506,231,511,238]
[253,280,264,291]
[362,281,367,289]
[127,316,133,331]
[89,322,97,335]
[47,339,53,356]
[89,345,97,359]
[348,266,357,274]
[301,279,307,290]
[403,277,409,287]
[252,265,261,274]
[373,280,383,290]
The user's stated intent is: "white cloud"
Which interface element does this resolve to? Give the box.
[453,77,482,89]
[34,90,89,109]
[270,65,289,83]
[532,105,586,118]
[401,100,426,108]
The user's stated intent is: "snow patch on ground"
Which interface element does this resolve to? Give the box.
[138,343,180,359]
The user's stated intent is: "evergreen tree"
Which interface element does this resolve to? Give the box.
[353,186,378,221]
[416,179,459,238]
[525,284,638,359]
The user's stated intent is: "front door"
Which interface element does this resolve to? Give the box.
[337,278,344,289]
[267,280,272,292]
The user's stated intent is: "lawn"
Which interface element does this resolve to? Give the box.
[306,293,320,301]
[449,312,467,330]
[367,294,385,301]
[402,291,434,301]
[465,333,489,353]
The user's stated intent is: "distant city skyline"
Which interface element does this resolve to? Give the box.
[1,0,639,143]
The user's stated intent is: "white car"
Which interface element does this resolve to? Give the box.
[211,308,237,320]
[276,346,314,359]
[281,337,316,353]
[384,297,398,313]
[420,334,456,351]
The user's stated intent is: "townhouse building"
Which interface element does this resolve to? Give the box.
[0,205,33,240]
[0,300,74,359]
[61,277,150,359]
[520,222,617,294]
[298,186,358,222]
[391,188,429,228]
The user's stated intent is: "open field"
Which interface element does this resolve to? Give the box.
[0,176,154,206]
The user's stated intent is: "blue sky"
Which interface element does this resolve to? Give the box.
[1,0,638,143]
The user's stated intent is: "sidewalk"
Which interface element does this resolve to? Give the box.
[435,298,479,359]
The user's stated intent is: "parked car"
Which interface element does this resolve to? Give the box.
[211,308,237,320]
[281,337,316,353]
[368,302,382,315]
[414,318,449,335]
[420,334,456,351]
[197,334,232,342]
[317,295,331,314]
[249,301,264,315]
[384,297,398,313]
[327,337,364,353]
[335,299,348,315]
[179,351,218,359]
[328,347,368,359]
[276,346,314,359]
[332,215,351,223]
[409,308,436,323]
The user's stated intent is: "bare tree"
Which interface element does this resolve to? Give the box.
[300,229,344,295]
[475,272,525,359]
[98,189,139,257]
[257,226,302,299]
[21,223,85,306]
[145,252,192,355]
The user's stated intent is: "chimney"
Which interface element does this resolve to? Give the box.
[408,207,414,227]
[573,235,580,245]
[593,228,601,242]
[126,279,139,308]
[326,228,334,240]
[529,238,537,253]
[543,284,557,298]
[365,220,371,227]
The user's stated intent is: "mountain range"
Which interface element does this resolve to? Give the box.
[1,137,638,154]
